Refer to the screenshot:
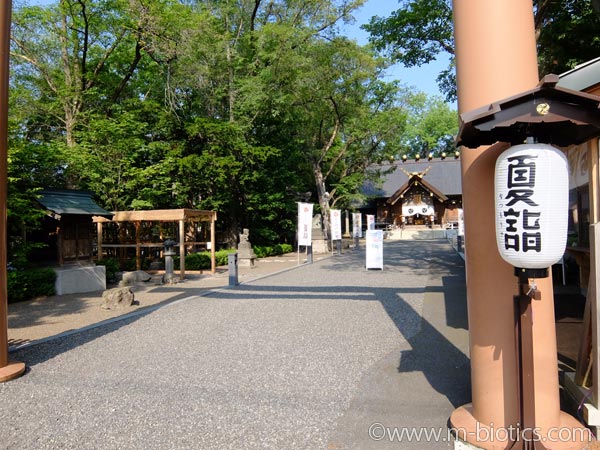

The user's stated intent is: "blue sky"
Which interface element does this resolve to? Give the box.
[340,0,452,100]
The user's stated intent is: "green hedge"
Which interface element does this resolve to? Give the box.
[174,249,235,270]
[173,244,293,270]
[8,268,56,303]
[253,243,293,258]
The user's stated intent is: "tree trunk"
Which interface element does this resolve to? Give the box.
[312,162,330,241]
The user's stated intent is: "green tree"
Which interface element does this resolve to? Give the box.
[397,93,457,158]
[8,0,427,250]
[248,36,409,237]
[364,0,600,101]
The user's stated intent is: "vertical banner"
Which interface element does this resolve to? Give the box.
[330,209,342,241]
[366,230,384,270]
[457,208,464,236]
[352,213,362,238]
[367,214,375,230]
[297,203,313,246]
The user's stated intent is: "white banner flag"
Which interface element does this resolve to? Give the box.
[367,214,375,230]
[298,203,313,246]
[330,209,342,241]
[352,213,362,238]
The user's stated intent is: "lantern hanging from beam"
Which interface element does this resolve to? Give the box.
[495,143,568,272]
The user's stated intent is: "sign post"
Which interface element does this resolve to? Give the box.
[365,230,383,270]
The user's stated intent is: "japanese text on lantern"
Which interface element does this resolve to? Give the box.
[502,154,541,253]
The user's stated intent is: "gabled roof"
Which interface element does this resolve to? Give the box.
[363,160,462,198]
[38,190,112,219]
[387,174,448,205]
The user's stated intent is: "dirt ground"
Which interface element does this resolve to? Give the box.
[8,253,314,348]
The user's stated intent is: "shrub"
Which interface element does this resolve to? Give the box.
[215,249,235,266]
[96,258,120,283]
[8,268,56,303]
[173,249,234,270]
[253,243,292,258]
[184,252,211,270]
[171,245,290,270]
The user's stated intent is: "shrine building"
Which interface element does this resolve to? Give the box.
[362,158,463,229]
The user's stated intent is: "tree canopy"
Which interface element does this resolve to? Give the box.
[9,0,459,255]
[364,0,600,101]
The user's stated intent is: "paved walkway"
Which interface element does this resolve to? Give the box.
[1,240,470,450]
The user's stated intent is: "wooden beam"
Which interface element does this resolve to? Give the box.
[93,209,216,223]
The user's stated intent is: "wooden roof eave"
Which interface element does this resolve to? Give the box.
[456,74,600,148]
[387,180,410,205]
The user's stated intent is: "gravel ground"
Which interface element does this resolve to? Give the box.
[1,240,469,450]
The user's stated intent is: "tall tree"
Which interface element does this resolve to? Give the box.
[7,0,422,248]
[364,0,600,101]
[10,0,155,147]
[397,93,457,158]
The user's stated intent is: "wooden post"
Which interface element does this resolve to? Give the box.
[450,0,587,448]
[179,219,185,280]
[134,222,141,270]
[0,0,25,382]
[210,213,216,274]
[589,139,600,407]
[97,221,103,261]
[57,225,64,266]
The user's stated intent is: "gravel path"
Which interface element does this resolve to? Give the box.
[1,240,469,450]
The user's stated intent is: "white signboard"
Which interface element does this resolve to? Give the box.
[366,230,384,270]
[297,202,313,246]
[495,143,568,269]
[367,214,375,230]
[330,209,342,241]
[457,208,464,236]
[352,213,363,238]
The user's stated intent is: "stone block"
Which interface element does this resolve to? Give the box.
[101,287,135,310]
[54,265,106,296]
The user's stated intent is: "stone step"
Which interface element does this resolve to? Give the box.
[387,227,449,240]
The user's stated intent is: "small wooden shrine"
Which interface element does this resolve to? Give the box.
[36,189,113,265]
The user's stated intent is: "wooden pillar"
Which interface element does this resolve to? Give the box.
[210,213,216,274]
[450,0,587,448]
[0,0,25,382]
[57,225,64,266]
[179,219,185,280]
[589,139,600,408]
[97,221,103,261]
[135,222,141,271]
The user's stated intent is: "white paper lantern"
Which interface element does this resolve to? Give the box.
[494,143,568,269]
